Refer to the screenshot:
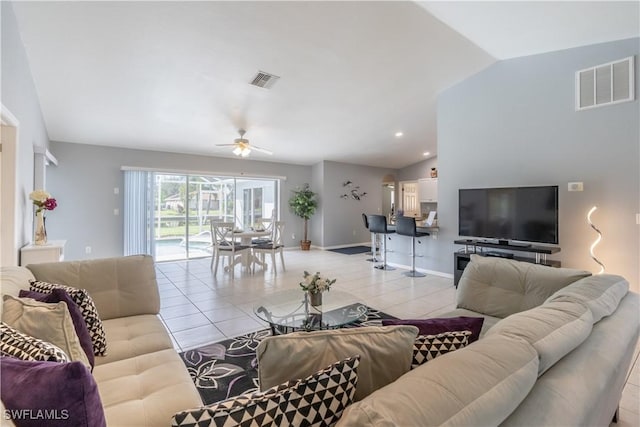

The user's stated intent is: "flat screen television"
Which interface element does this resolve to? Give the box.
[458,186,559,245]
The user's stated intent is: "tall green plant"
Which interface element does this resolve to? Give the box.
[288,183,317,242]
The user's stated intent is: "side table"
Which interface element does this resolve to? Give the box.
[20,240,66,266]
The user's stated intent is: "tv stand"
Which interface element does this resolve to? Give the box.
[497,239,531,248]
[453,239,561,288]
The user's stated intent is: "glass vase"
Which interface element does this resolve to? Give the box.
[34,211,47,246]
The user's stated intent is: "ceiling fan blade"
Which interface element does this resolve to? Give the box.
[251,145,273,155]
[215,144,237,147]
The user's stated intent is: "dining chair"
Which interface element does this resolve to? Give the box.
[252,221,286,274]
[210,221,251,278]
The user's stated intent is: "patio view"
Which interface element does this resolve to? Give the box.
[151,173,278,261]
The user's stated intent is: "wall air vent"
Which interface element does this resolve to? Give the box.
[576,56,634,111]
[250,71,280,89]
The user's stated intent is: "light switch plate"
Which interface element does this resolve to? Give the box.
[568,182,584,192]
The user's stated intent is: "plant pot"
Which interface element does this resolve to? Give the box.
[300,240,311,251]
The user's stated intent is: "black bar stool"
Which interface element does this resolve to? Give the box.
[396,216,429,277]
[362,213,378,262]
[368,215,395,270]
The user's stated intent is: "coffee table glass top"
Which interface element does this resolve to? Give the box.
[253,289,367,332]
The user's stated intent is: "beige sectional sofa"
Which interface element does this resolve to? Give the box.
[336,255,640,426]
[1,255,202,427]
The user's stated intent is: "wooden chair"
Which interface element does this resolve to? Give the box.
[253,221,286,274]
[210,221,251,278]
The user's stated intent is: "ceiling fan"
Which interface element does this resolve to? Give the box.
[216,129,273,157]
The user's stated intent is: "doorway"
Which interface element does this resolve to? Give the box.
[0,106,19,266]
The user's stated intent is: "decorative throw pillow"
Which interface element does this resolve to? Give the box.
[2,295,91,369]
[412,331,472,369]
[382,316,485,343]
[19,289,94,368]
[0,322,69,363]
[0,357,106,427]
[29,280,107,356]
[172,355,360,427]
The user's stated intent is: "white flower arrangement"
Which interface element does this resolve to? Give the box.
[29,189,57,214]
[299,271,336,294]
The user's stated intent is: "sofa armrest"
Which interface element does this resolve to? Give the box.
[26,255,159,320]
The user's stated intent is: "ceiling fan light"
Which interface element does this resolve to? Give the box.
[233,146,242,156]
[241,147,251,157]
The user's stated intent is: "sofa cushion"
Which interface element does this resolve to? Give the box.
[456,255,591,318]
[257,325,418,402]
[546,274,628,323]
[0,321,69,363]
[95,314,174,366]
[501,292,640,427]
[172,356,360,427]
[0,357,106,427]
[412,331,471,369]
[0,266,34,317]
[2,295,90,369]
[19,289,94,368]
[92,348,202,427]
[30,281,107,356]
[336,334,539,427]
[383,316,484,343]
[486,300,593,375]
[27,255,159,320]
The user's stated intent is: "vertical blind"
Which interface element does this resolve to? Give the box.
[123,170,150,256]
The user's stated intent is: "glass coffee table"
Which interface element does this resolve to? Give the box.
[253,289,368,335]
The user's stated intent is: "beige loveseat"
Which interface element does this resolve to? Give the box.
[1,255,202,426]
[334,255,640,426]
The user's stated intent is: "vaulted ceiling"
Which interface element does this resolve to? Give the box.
[11,1,639,168]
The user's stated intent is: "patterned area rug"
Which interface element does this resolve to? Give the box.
[179,305,396,406]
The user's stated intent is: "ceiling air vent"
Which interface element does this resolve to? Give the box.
[576,56,634,111]
[250,71,280,89]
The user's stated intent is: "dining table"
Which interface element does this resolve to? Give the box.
[231,229,272,270]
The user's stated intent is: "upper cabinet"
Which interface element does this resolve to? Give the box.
[418,178,437,203]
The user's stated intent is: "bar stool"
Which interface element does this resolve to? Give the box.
[362,213,378,262]
[368,215,395,270]
[396,216,429,277]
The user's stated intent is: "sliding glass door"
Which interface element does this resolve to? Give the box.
[126,171,278,262]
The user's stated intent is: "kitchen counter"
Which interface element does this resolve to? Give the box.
[387,225,439,234]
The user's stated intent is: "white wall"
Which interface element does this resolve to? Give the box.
[1,2,50,263]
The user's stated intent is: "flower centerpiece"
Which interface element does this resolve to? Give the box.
[300,271,336,307]
[29,189,57,245]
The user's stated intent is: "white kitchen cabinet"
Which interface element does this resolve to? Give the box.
[418,178,438,203]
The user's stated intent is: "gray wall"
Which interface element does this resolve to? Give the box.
[309,161,395,248]
[310,162,324,246]
[1,2,50,259]
[397,157,438,181]
[47,141,311,260]
[437,38,640,291]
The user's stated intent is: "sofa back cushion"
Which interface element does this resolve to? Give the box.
[336,334,539,427]
[456,255,591,318]
[0,266,35,317]
[546,274,628,323]
[486,300,593,375]
[256,325,418,402]
[26,255,159,320]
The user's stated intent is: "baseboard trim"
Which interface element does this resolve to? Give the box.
[386,262,453,279]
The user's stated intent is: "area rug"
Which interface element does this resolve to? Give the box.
[328,245,371,255]
[179,305,396,405]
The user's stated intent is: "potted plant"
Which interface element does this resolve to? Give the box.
[288,183,317,250]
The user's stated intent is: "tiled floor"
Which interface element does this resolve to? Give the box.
[155,248,639,426]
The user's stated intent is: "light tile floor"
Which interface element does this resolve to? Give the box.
[155,249,639,426]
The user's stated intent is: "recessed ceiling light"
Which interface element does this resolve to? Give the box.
[395,132,403,137]
[423,151,430,156]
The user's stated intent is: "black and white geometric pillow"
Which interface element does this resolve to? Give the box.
[0,322,69,363]
[412,331,472,369]
[172,355,360,427]
[29,280,107,356]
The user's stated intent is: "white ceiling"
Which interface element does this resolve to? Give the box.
[11,1,639,169]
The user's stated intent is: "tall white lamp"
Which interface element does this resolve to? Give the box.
[587,206,605,274]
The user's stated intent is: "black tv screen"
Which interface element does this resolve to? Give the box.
[458,186,559,245]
